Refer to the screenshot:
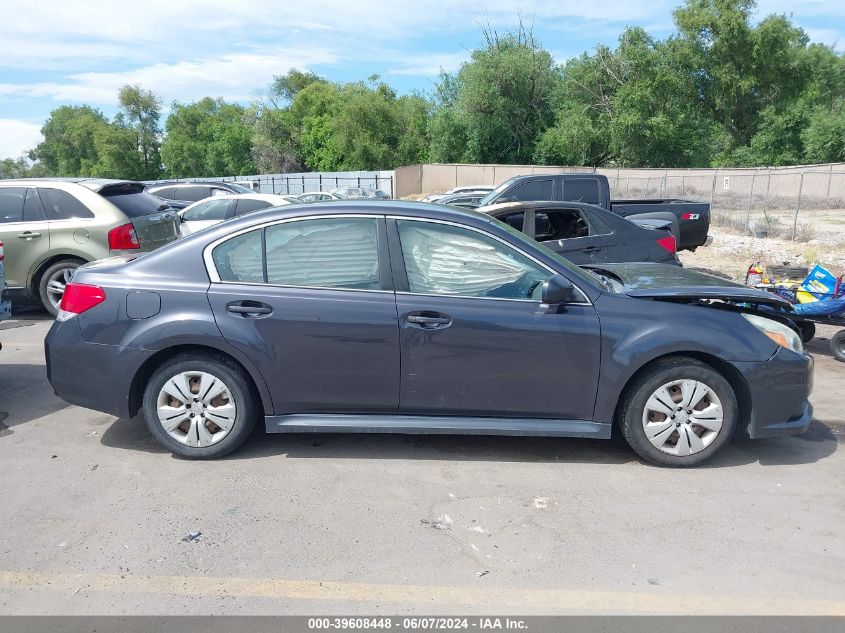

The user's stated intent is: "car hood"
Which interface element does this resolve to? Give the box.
[586,263,791,308]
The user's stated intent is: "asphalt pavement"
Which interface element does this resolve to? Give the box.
[1,308,843,615]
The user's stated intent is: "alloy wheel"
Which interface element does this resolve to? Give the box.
[45,267,75,311]
[641,379,724,456]
[156,371,237,447]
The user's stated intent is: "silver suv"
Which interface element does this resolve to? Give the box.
[0,179,179,315]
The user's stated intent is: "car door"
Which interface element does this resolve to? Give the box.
[0,187,50,290]
[390,217,601,421]
[528,207,611,265]
[179,199,233,236]
[206,215,400,414]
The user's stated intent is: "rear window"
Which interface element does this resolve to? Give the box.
[234,199,272,216]
[227,182,253,194]
[563,179,601,205]
[174,186,210,202]
[103,189,169,218]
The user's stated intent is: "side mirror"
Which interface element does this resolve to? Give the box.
[541,274,575,305]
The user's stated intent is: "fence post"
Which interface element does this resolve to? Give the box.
[285,176,290,194]
[764,170,771,213]
[301,175,305,193]
[709,171,717,208]
[389,175,394,197]
[271,176,276,194]
[792,172,804,241]
[319,174,322,191]
[827,164,834,200]
[357,176,361,188]
[744,171,757,231]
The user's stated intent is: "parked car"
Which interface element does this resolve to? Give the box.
[477,174,709,251]
[46,201,812,467]
[147,181,255,210]
[422,185,493,203]
[478,201,678,266]
[330,187,369,199]
[178,193,295,237]
[436,192,486,209]
[365,189,391,199]
[0,179,179,315]
[298,192,340,203]
[0,240,10,332]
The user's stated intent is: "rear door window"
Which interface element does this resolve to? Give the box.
[501,179,553,203]
[0,187,26,223]
[38,188,95,220]
[175,186,210,202]
[183,199,232,222]
[535,209,592,241]
[150,186,175,199]
[233,199,272,216]
[562,179,601,205]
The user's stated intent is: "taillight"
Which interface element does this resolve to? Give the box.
[0,240,4,261]
[657,235,677,254]
[108,223,140,250]
[59,283,106,316]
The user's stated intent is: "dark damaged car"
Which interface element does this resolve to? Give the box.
[45,201,812,467]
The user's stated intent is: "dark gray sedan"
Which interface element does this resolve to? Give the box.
[479,201,680,266]
[45,201,813,466]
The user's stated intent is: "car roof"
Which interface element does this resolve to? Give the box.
[478,200,607,215]
[0,177,141,192]
[180,192,293,211]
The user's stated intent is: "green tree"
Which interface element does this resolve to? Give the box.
[802,100,845,163]
[0,157,48,178]
[160,97,255,177]
[112,84,162,179]
[432,24,561,164]
[29,105,110,176]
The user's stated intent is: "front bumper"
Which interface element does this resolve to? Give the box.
[45,317,153,419]
[733,348,814,439]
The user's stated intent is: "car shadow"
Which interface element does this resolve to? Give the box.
[99,415,840,467]
[0,364,71,429]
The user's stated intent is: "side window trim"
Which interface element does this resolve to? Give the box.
[204,213,393,293]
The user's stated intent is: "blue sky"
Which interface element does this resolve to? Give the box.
[0,0,843,158]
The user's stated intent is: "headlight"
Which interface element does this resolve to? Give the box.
[742,313,803,354]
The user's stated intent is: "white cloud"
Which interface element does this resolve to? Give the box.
[0,48,339,106]
[0,120,42,158]
[387,52,469,76]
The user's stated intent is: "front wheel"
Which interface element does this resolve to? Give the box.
[142,354,259,459]
[831,330,845,363]
[618,358,738,467]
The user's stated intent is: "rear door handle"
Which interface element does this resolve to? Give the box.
[18,231,41,239]
[405,312,452,329]
[582,246,601,253]
[226,301,273,317]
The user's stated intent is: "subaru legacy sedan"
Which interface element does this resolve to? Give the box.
[45,201,813,467]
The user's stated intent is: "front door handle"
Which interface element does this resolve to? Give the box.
[18,231,41,239]
[405,312,452,329]
[582,246,601,253]
[226,301,273,317]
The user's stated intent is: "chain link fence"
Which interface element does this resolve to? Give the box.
[608,169,845,244]
[149,171,394,197]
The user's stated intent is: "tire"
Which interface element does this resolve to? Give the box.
[797,320,816,345]
[142,353,259,459]
[618,357,738,467]
[38,259,82,317]
[831,330,845,363]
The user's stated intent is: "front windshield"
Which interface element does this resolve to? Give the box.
[477,211,606,291]
[477,179,513,206]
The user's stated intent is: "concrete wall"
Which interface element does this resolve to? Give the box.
[397,163,845,209]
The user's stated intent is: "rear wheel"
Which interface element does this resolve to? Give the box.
[38,259,82,317]
[618,358,738,467]
[142,354,258,459]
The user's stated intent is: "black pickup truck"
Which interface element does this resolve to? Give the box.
[476,173,711,251]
